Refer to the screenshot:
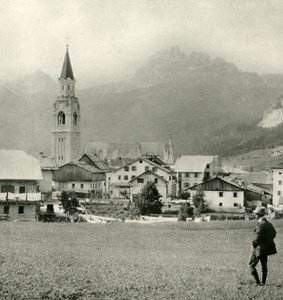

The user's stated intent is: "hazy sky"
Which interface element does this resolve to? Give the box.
[1,0,283,88]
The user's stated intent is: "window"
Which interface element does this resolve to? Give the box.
[277,191,281,196]
[4,206,9,214]
[145,166,149,171]
[18,206,24,214]
[233,192,237,198]
[219,203,223,207]
[19,186,25,194]
[154,178,158,184]
[169,176,171,181]
[185,172,189,177]
[68,85,70,91]
[72,183,75,189]
[137,178,144,184]
[279,180,282,185]
[118,175,121,180]
[195,173,198,178]
[81,184,84,189]
[280,172,282,175]
[73,112,78,126]
[124,175,128,180]
[1,185,15,193]
[219,192,223,197]
[184,182,189,188]
[152,167,157,172]
[58,111,65,125]
[206,164,210,169]
[131,166,137,171]
[139,160,143,164]
[124,167,129,172]
[131,175,136,180]
[233,203,238,207]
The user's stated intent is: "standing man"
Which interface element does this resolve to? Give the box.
[249,206,277,286]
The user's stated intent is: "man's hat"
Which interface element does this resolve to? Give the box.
[253,206,266,215]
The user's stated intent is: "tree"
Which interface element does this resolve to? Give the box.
[135,182,163,215]
[192,188,208,217]
[178,202,194,221]
[59,191,80,222]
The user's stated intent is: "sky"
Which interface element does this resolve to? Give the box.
[1,0,283,88]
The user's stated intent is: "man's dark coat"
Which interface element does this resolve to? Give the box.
[252,217,277,258]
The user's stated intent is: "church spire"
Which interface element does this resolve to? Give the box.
[60,46,74,80]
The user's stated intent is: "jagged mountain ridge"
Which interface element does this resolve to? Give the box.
[0,48,283,158]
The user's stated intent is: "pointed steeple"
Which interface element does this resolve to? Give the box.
[60,45,74,80]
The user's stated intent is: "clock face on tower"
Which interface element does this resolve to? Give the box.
[52,47,80,166]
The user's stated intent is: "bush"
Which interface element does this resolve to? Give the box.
[178,202,194,221]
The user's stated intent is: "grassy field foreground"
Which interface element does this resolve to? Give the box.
[0,220,282,300]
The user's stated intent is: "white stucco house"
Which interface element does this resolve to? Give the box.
[272,163,283,207]
[172,155,222,194]
[106,156,176,201]
[187,177,245,212]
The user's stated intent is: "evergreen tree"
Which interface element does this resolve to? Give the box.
[135,182,163,215]
[59,191,80,220]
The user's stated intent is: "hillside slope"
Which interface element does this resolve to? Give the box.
[0,48,283,158]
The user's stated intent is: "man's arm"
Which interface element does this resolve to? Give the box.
[252,224,263,248]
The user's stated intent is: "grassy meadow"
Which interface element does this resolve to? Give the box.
[0,220,282,300]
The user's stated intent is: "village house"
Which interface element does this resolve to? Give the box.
[53,161,106,198]
[78,153,111,171]
[106,156,176,201]
[186,176,263,212]
[0,150,42,221]
[172,155,222,194]
[272,163,283,207]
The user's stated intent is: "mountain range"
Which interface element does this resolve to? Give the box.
[1,46,283,159]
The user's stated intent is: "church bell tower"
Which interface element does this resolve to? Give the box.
[52,46,81,166]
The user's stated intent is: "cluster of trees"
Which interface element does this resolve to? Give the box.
[59,184,208,222]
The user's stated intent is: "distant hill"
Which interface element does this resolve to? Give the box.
[1,47,283,158]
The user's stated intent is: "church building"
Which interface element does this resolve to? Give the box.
[52,46,81,166]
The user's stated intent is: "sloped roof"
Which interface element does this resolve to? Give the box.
[129,170,168,183]
[63,161,105,174]
[0,150,42,180]
[60,49,74,80]
[173,155,215,172]
[113,157,174,174]
[79,153,111,171]
[188,176,244,191]
[40,157,58,170]
[227,173,272,185]
[272,162,283,169]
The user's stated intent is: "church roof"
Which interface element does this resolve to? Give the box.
[60,49,74,80]
[86,142,166,160]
